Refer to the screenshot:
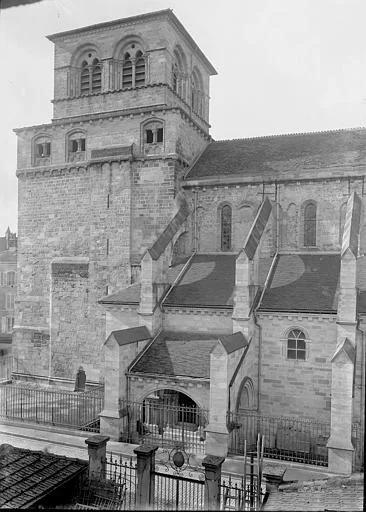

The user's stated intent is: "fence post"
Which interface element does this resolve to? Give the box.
[202,455,225,511]
[85,434,110,482]
[134,444,158,509]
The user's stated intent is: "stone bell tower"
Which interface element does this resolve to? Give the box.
[13,9,217,384]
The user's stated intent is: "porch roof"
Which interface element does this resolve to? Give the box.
[130,331,217,378]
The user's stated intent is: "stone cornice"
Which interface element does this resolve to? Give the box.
[16,153,183,179]
[184,171,366,189]
[257,311,337,322]
[163,306,232,316]
[46,9,217,75]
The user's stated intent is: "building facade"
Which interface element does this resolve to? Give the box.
[0,228,17,356]
[13,10,364,473]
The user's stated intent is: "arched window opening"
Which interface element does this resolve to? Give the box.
[304,202,316,247]
[67,131,86,162]
[135,50,145,86]
[287,329,306,360]
[172,64,178,93]
[143,120,164,154]
[7,271,15,287]
[122,53,133,88]
[91,58,102,93]
[34,136,51,166]
[80,61,89,95]
[221,205,232,251]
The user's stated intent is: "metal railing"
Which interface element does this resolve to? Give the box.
[0,382,103,432]
[228,410,330,466]
[221,435,265,511]
[352,421,364,471]
[72,453,136,510]
[119,399,209,454]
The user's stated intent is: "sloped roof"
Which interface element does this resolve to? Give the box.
[107,326,151,346]
[0,444,87,509]
[357,255,366,314]
[186,128,366,181]
[263,473,364,511]
[219,332,248,354]
[0,249,16,263]
[258,254,340,313]
[99,257,189,305]
[130,331,218,378]
[164,253,236,308]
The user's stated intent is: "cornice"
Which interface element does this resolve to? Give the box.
[257,311,337,323]
[163,306,232,316]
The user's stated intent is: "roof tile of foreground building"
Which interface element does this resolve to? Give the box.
[263,472,364,511]
[219,332,248,354]
[130,331,218,378]
[258,253,340,313]
[164,253,236,308]
[0,443,87,509]
[186,127,366,180]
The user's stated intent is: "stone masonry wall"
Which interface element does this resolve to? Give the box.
[14,160,131,381]
[188,179,365,255]
[258,312,336,422]
[163,308,233,335]
[129,373,210,410]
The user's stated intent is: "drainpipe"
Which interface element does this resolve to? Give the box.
[48,267,52,382]
[194,189,198,252]
[253,312,262,413]
[276,181,280,253]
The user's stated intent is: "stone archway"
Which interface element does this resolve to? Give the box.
[236,377,255,413]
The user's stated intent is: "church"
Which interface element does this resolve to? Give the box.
[13,9,364,474]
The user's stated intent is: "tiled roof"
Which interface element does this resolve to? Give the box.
[164,253,236,308]
[219,332,248,354]
[263,473,364,511]
[0,444,87,509]
[107,326,151,346]
[0,250,16,263]
[186,128,366,181]
[130,331,218,378]
[258,254,340,313]
[356,255,366,314]
[99,257,189,305]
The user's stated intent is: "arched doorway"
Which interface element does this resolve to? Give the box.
[137,389,206,453]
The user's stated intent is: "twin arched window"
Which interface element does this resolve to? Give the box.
[80,58,102,95]
[122,50,145,88]
[221,205,232,251]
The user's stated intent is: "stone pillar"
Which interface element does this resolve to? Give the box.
[202,455,225,511]
[232,251,252,337]
[205,343,229,457]
[327,338,355,474]
[85,435,110,482]
[134,444,158,509]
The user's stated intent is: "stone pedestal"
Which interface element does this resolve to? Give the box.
[99,409,121,441]
[205,423,229,457]
[134,444,158,509]
[202,455,225,511]
[85,435,110,482]
[327,445,354,475]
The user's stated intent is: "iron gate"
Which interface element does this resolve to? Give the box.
[152,447,205,511]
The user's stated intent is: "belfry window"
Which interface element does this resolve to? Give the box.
[304,202,317,247]
[221,205,232,251]
[144,122,164,145]
[287,329,306,360]
[80,58,102,95]
[122,53,133,88]
[135,50,146,86]
[36,142,51,157]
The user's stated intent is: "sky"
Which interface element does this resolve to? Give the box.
[0,0,365,235]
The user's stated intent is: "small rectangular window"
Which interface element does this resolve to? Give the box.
[80,138,86,151]
[45,142,51,156]
[6,317,14,332]
[37,144,43,157]
[6,295,14,310]
[146,129,153,143]
[106,239,109,256]
[157,128,164,143]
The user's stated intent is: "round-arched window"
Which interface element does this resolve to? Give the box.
[287,329,306,360]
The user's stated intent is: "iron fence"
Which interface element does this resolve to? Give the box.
[72,453,136,510]
[352,421,364,471]
[119,399,208,454]
[228,410,330,466]
[0,382,103,432]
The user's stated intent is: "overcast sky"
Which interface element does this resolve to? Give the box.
[0,0,365,235]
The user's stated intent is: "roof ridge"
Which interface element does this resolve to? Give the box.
[212,126,366,143]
